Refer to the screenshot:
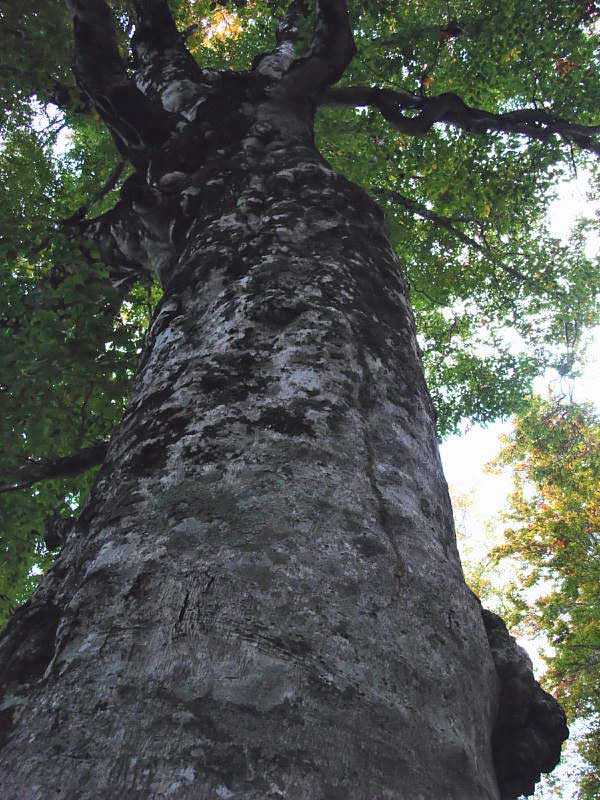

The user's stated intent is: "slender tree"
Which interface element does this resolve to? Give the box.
[2,0,598,797]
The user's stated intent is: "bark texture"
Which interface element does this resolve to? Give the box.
[0,2,567,798]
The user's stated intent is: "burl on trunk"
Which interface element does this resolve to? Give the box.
[0,1,567,798]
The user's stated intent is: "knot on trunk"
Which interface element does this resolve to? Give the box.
[481,608,569,800]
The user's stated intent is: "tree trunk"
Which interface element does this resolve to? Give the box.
[0,69,565,800]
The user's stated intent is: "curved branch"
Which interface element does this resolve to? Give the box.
[444,103,600,156]
[322,87,600,155]
[76,168,184,283]
[89,159,127,207]
[61,160,127,229]
[279,0,356,97]
[65,0,176,165]
[0,443,108,494]
[30,161,127,262]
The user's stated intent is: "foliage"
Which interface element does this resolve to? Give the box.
[0,1,598,624]
[0,0,74,123]
[0,109,152,622]
[491,396,600,797]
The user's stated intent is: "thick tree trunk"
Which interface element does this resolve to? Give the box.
[0,69,565,800]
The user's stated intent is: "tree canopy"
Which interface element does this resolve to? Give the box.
[0,0,598,624]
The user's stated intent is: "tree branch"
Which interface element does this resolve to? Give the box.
[254,0,307,78]
[61,160,127,231]
[0,443,108,494]
[77,196,155,289]
[444,104,600,157]
[279,0,356,97]
[374,187,488,254]
[28,161,126,262]
[322,87,600,156]
[376,187,531,284]
[130,0,204,110]
[90,159,127,208]
[53,170,153,291]
[65,0,176,165]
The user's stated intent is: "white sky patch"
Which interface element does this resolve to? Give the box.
[30,102,72,155]
[442,169,599,539]
[533,325,600,406]
[548,170,600,255]
[442,419,512,543]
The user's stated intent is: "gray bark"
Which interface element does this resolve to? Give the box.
[0,3,567,798]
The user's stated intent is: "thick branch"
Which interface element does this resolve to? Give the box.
[254,0,306,78]
[65,0,176,165]
[444,103,600,157]
[322,87,600,155]
[0,443,108,494]
[57,176,152,291]
[131,0,204,110]
[131,0,181,44]
[280,0,356,97]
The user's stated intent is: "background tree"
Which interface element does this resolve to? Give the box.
[492,396,600,798]
[0,0,597,797]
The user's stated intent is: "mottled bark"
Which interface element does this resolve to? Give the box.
[0,2,567,798]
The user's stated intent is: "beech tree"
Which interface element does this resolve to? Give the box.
[0,1,598,797]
